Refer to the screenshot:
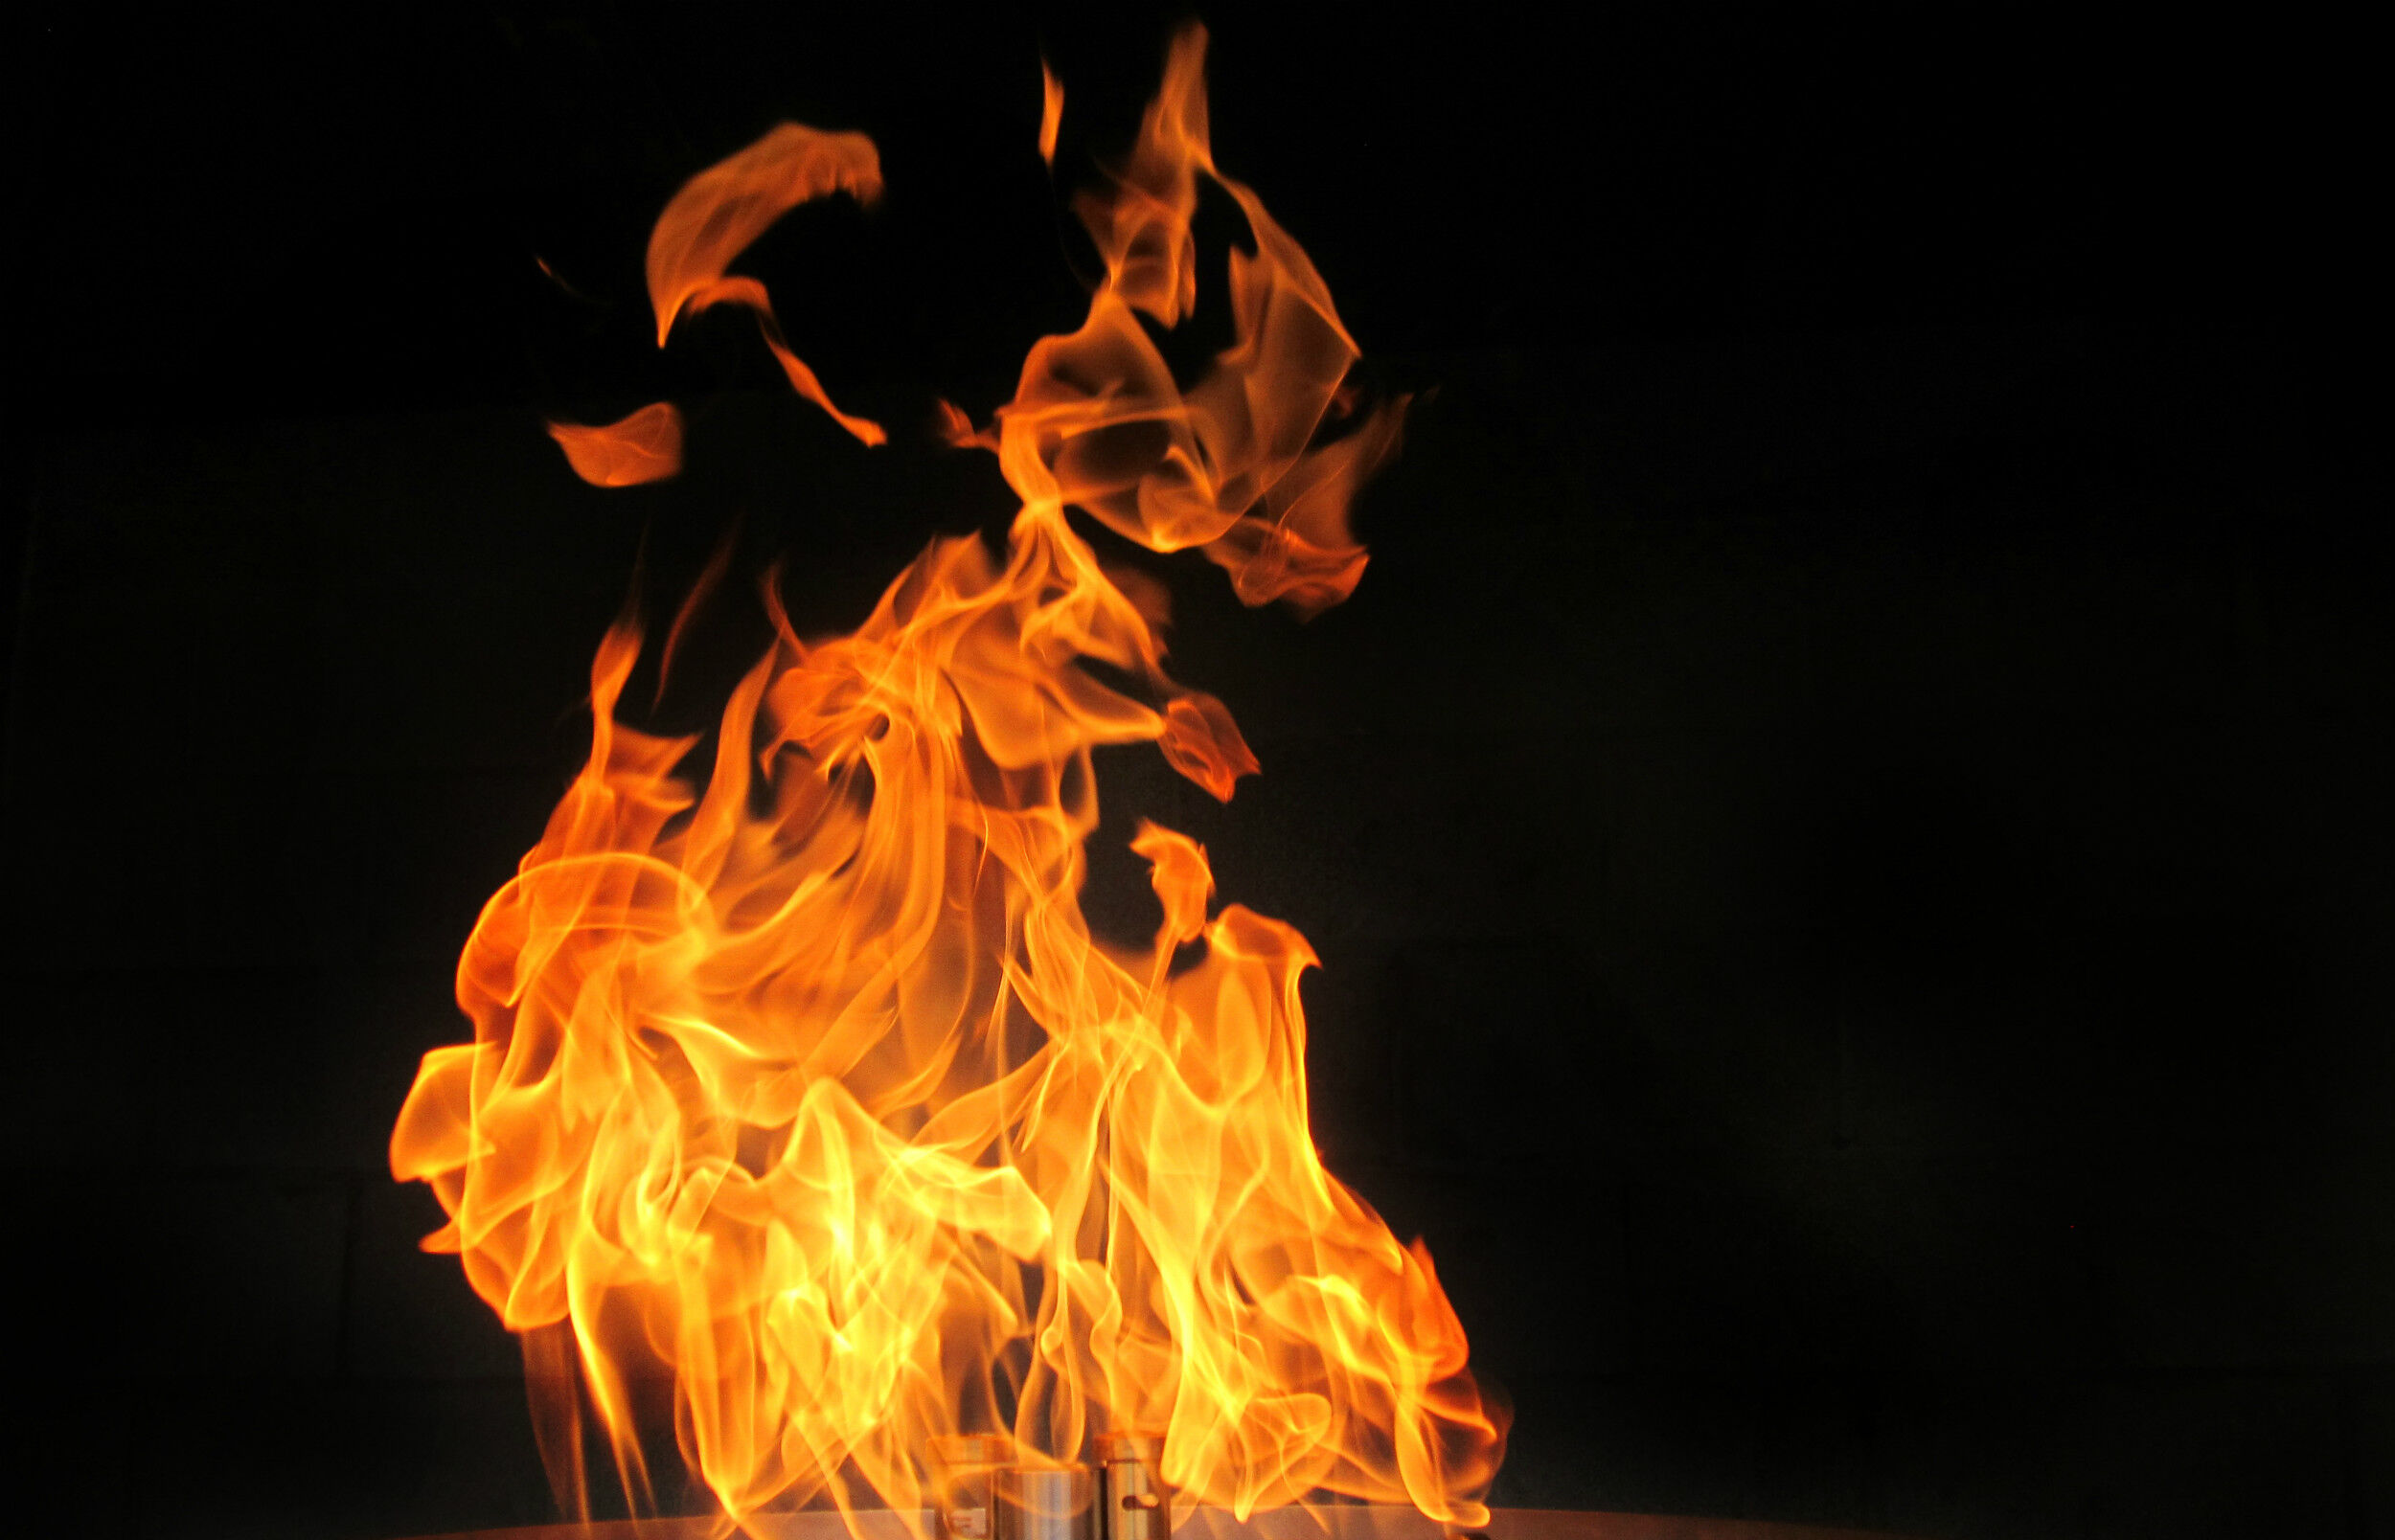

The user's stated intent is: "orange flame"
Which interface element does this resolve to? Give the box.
[395,24,1501,1533]
[548,401,686,487]
[1038,62,1064,167]
[648,122,887,447]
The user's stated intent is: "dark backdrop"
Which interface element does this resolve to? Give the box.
[9,6,2384,1539]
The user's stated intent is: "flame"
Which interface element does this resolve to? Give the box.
[394,25,1502,1533]
[1038,62,1064,167]
[647,122,887,447]
[548,401,686,487]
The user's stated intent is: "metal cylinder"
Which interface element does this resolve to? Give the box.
[1093,1432,1171,1540]
[993,1463,1096,1540]
[929,1434,1015,1540]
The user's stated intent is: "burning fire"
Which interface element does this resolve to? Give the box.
[394,26,1504,1533]
[548,401,685,487]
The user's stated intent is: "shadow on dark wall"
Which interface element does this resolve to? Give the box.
[8,7,2384,1539]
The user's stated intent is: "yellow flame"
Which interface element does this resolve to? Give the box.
[395,25,1502,1533]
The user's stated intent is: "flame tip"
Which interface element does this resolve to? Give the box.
[1038,58,1065,166]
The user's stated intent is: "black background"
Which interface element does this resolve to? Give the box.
[9,5,2384,1538]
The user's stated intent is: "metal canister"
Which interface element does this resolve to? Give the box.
[929,1434,1015,1540]
[1092,1432,1170,1540]
[992,1463,1097,1540]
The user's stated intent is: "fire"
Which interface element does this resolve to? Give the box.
[393,25,1504,1534]
[548,401,685,487]
[646,121,886,448]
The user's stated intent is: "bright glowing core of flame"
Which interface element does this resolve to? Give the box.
[394,26,1505,1532]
